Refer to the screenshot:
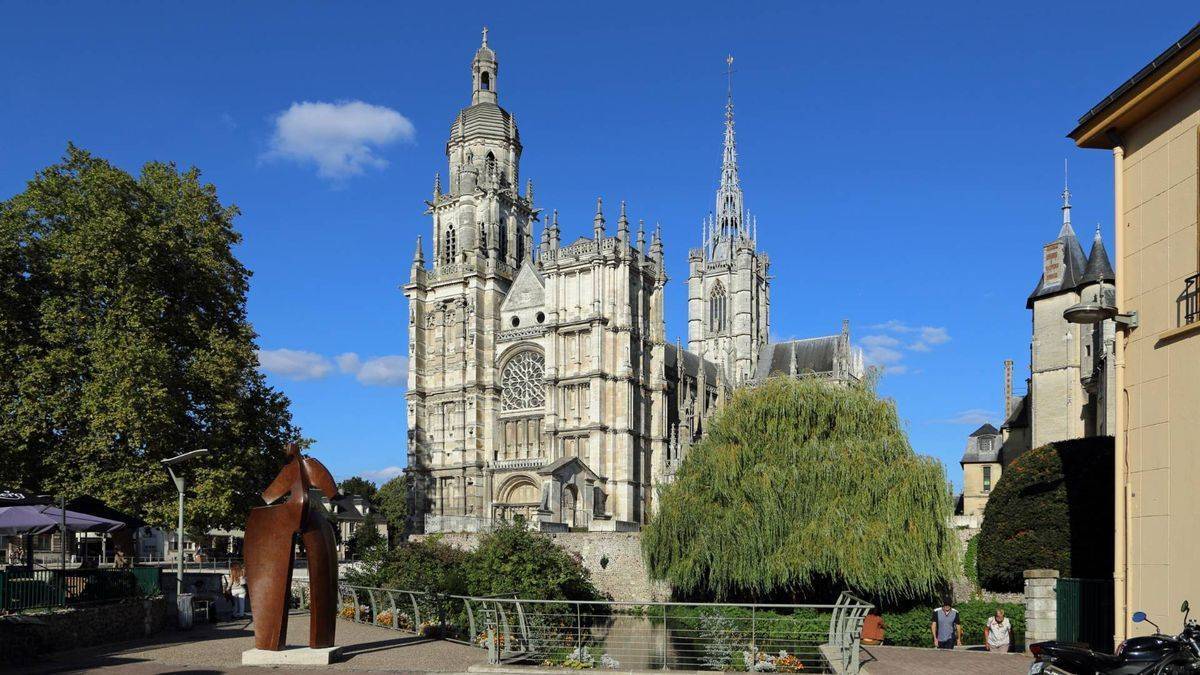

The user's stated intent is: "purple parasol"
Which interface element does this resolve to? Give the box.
[0,504,126,536]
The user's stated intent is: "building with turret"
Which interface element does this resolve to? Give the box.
[1000,177,1117,463]
[405,33,863,533]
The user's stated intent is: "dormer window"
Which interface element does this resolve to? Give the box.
[980,437,993,454]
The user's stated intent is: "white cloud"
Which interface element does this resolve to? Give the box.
[860,334,905,374]
[861,321,951,375]
[933,408,997,426]
[911,326,950,352]
[869,320,914,333]
[257,348,334,380]
[264,100,415,180]
[336,352,408,387]
[335,352,362,374]
[355,355,409,386]
[360,466,405,483]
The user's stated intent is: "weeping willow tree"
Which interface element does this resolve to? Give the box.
[643,376,956,603]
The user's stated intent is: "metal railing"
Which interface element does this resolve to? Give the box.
[0,567,160,612]
[333,585,872,673]
[1179,274,1199,327]
[135,555,246,571]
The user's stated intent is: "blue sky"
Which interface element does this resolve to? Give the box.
[2,2,1197,488]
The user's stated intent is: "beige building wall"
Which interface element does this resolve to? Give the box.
[1030,292,1088,447]
[1118,79,1200,635]
[961,462,1001,517]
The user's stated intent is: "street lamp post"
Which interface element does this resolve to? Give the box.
[161,449,209,596]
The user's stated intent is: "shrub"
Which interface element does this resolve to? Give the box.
[643,377,957,603]
[343,535,468,594]
[977,437,1114,592]
[963,534,979,590]
[465,520,602,601]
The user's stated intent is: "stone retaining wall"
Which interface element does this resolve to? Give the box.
[952,526,1023,604]
[413,531,668,602]
[0,596,167,665]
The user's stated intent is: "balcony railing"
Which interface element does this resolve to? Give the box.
[1180,274,1199,327]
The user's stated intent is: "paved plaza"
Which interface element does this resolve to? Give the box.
[30,611,481,674]
[28,612,1032,674]
[861,645,1030,674]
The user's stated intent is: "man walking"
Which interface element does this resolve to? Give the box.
[931,601,962,649]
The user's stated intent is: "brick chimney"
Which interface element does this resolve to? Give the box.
[1004,359,1014,420]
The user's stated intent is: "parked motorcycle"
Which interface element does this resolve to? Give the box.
[1029,601,1200,674]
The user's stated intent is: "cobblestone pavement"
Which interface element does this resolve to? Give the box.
[31,611,483,674]
[861,645,1032,674]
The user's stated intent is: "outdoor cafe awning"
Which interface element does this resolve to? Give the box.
[0,488,127,536]
[0,505,126,536]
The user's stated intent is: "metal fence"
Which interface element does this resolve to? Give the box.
[333,584,872,674]
[135,556,246,571]
[0,567,160,612]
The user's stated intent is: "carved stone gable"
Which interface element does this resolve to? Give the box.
[500,260,545,312]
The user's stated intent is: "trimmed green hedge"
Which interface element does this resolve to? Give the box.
[655,600,1023,650]
[978,437,1114,592]
[882,601,1024,648]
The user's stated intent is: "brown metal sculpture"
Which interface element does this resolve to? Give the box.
[245,443,341,651]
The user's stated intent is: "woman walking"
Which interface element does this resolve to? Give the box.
[985,608,1012,653]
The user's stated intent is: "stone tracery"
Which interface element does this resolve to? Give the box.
[501,350,545,411]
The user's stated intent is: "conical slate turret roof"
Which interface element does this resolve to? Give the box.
[1081,227,1116,285]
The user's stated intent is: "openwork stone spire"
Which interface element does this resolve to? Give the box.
[709,54,746,260]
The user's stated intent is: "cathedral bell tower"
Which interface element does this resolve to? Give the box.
[687,56,770,384]
[404,29,538,533]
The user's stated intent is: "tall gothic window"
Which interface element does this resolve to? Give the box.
[499,220,508,261]
[709,281,728,333]
[501,351,545,411]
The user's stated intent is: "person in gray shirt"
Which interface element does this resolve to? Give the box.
[930,601,962,649]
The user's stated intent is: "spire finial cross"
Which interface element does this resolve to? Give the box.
[482,26,489,46]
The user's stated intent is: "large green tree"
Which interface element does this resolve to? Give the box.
[338,476,378,500]
[0,146,299,530]
[374,473,410,544]
[643,376,956,603]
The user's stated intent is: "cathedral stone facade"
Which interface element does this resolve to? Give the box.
[405,33,864,534]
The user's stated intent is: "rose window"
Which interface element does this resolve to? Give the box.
[501,351,545,411]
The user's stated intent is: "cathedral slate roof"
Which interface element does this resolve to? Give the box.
[1027,222,1089,308]
[665,343,721,382]
[754,336,840,380]
[449,103,520,146]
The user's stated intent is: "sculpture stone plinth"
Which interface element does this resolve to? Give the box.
[242,646,342,665]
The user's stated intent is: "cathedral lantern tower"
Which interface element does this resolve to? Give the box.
[687,56,770,383]
[404,29,537,533]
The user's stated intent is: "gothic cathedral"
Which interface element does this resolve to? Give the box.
[404,32,863,533]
